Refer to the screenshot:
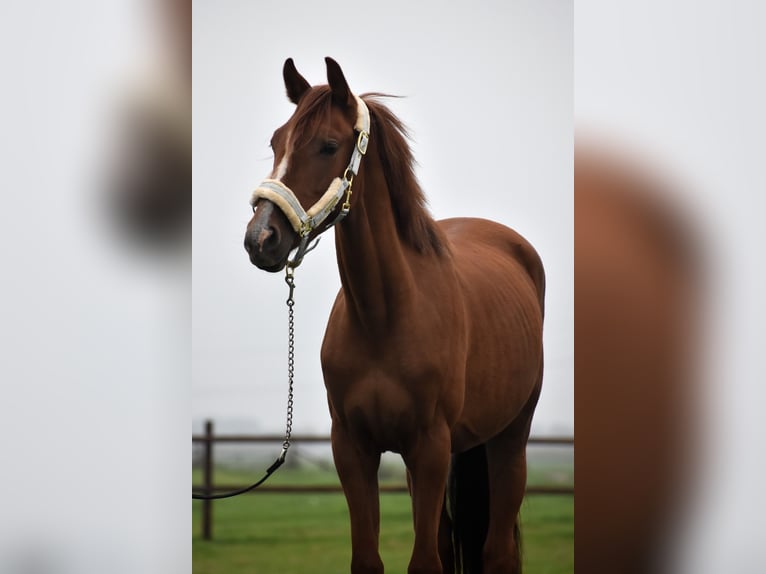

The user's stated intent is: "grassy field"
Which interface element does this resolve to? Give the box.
[192,453,573,573]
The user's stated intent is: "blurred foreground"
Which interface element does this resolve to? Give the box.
[575,145,702,573]
[575,2,766,572]
[0,1,189,573]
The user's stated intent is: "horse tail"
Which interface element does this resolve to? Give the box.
[448,444,489,574]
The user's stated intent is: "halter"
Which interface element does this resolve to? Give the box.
[250,95,371,268]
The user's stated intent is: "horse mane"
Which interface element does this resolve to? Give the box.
[289,87,445,256]
[361,93,445,256]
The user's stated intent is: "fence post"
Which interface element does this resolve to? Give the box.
[202,419,214,540]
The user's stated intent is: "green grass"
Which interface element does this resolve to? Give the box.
[192,446,573,489]
[192,480,572,573]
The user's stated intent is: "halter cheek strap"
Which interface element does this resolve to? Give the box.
[250,95,371,267]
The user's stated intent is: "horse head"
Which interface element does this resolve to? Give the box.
[244,57,368,271]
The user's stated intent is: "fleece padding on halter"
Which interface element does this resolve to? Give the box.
[249,95,370,266]
[251,178,344,235]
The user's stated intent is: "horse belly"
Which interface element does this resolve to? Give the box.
[452,257,544,450]
[466,336,540,444]
[452,362,540,451]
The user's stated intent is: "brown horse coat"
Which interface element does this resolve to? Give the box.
[245,58,545,574]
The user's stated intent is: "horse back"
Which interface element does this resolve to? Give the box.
[440,217,545,318]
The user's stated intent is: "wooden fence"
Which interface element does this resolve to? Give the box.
[193,420,573,540]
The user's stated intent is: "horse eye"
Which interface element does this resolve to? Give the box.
[320,140,339,156]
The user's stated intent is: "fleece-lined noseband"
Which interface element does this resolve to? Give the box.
[250,95,370,267]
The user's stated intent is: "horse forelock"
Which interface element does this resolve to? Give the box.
[288,86,335,151]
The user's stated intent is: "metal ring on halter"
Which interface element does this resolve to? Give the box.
[343,167,355,186]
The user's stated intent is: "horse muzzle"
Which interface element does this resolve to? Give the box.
[244,199,295,272]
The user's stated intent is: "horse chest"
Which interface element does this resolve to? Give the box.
[322,345,455,452]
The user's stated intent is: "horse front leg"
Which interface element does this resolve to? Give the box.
[332,421,383,574]
[402,423,452,574]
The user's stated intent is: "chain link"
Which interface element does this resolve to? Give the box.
[282,267,297,458]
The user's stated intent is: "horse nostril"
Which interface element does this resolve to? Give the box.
[256,225,279,251]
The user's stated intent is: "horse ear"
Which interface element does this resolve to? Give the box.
[283,58,310,104]
[325,57,353,108]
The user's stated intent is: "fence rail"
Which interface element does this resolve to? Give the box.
[192,420,573,540]
[192,434,575,445]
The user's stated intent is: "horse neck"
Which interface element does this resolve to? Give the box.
[334,148,416,335]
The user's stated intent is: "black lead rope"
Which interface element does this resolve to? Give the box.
[191,452,287,501]
[192,268,297,501]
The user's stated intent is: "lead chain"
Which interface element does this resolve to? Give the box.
[282,268,297,459]
[190,268,298,499]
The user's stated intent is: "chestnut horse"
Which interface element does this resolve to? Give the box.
[244,58,545,574]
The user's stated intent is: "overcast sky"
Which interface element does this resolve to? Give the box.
[192,0,573,435]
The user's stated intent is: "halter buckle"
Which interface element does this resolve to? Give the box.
[357,131,369,155]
